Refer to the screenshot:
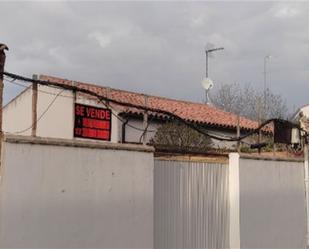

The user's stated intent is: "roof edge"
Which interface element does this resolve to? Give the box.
[3,85,31,110]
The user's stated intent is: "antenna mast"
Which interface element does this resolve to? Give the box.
[203,46,224,104]
[205,47,224,78]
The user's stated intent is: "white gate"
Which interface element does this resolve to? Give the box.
[154,158,229,249]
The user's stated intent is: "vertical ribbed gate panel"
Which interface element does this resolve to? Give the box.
[154,159,229,249]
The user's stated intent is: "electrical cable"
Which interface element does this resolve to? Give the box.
[4,77,73,98]
[5,79,240,139]
[139,113,155,143]
[3,71,242,141]
[4,79,228,138]
[4,74,167,135]
[96,98,157,133]
[7,89,64,134]
[2,71,273,141]
[2,71,283,142]
[4,77,157,133]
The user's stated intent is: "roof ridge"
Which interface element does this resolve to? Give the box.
[40,74,254,121]
[40,74,198,102]
[39,74,264,133]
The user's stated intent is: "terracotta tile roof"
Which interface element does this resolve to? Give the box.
[39,75,262,132]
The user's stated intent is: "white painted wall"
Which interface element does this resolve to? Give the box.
[229,154,307,249]
[125,119,160,143]
[0,136,154,248]
[36,85,74,139]
[3,85,120,143]
[3,85,240,147]
[229,153,240,249]
[238,157,306,249]
[124,118,240,148]
[3,88,32,135]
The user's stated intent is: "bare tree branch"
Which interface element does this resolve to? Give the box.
[211,83,289,121]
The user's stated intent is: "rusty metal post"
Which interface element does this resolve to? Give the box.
[31,75,38,136]
[0,43,8,168]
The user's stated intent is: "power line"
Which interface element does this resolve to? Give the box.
[2,71,280,142]
[2,71,273,141]
[7,89,64,134]
[4,77,157,133]
[4,77,73,98]
[96,97,157,133]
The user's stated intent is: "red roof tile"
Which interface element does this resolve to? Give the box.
[39,75,262,132]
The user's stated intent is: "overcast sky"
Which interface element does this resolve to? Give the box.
[1,1,308,112]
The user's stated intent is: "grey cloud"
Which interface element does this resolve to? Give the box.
[1,1,308,109]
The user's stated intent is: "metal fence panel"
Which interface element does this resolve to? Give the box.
[154,159,229,249]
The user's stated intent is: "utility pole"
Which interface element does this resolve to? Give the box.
[263,55,271,120]
[257,55,271,155]
[0,43,9,168]
[258,97,262,154]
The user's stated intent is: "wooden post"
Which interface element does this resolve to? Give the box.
[31,75,38,136]
[105,87,110,106]
[142,95,148,145]
[0,43,8,169]
[236,114,240,153]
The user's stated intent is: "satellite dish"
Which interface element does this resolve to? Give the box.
[201,77,214,90]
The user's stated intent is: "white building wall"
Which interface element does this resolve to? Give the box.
[125,118,239,148]
[4,85,120,143]
[0,135,154,248]
[125,119,160,143]
[3,85,241,147]
[36,85,74,139]
[3,88,32,136]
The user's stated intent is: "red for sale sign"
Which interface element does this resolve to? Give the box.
[74,103,112,141]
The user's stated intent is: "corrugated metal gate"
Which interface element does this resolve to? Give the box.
[154,158,229,249]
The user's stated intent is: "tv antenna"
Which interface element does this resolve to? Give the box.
[202,44,224,104]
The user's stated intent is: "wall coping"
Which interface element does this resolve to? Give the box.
[239,153,304,162]
[3,134,155,153]
[155,155,228,164]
